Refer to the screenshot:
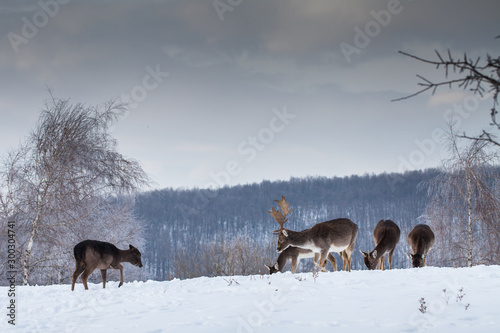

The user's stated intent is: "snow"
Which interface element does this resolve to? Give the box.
[2,265,500,333]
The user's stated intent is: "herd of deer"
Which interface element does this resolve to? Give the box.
[264,196,435,274]
[71,196,435,291]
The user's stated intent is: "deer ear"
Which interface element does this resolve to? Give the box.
[264,264,271,271]
[422,254,426,259]
[407,253,413,259]
[274,263,279,270]
[129,245,134,250]
[372,250,377,258]
[360,250,368,258]
[282,229,288,237]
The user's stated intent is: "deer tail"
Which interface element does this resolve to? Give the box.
[73,242,86,263]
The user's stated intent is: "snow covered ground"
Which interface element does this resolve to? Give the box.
[2,265,500,333]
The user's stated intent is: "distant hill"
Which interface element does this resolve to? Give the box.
[135,169,438,280]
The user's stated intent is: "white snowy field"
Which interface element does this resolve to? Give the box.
[2,265,500,333]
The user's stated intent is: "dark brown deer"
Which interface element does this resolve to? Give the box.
[407,224,435,268]
[71,240,143,291]
[269,196,358,272]
[265,246,341,274]
[360,219,401,270]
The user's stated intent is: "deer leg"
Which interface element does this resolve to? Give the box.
[81,267,95,290]
[320,258,329,272]
[117,264,124,287]
[343,251,351,271]
[340,251,345,271]
[318,251,328,272]
[345,252,352,272]
[388,249,395,270]
[327,253,337,272]
[100,269,107,288]
[71,263,85,291]
[290,256,298,273]
[345,237,357,272]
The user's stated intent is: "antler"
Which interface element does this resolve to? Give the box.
[268,196,293,233]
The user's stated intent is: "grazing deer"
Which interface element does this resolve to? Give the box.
[360,219,401,270]
[265,246,341,274]
[71,240,143,291]
[407,224,435,268]
[268,196,358,272]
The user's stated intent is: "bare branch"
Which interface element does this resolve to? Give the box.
[393,46,500,147]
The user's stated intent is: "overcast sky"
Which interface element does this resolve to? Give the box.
[1,0,499,189]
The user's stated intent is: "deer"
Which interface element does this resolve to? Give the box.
[360,219,401,270]
[268,196,358,272]
[265,246,343,274]
[407,224,435,268]
[71,239,143,291]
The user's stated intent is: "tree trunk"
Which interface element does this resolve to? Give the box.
[22,224,38,285]
[466,172,473,268]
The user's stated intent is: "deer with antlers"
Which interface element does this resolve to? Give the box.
[268,196,358,272]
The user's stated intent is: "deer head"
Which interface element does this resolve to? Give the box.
[264,263,280,274]
[268,196,293,252]
[128,245,143,267]
[407,253,426,268]
[360,250,379,270]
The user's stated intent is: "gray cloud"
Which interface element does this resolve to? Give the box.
[1,0,499,188]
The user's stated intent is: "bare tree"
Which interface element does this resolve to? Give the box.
[421,126,500,267]
[0,95,149,285]
[172,236,275,279]
[394,41,500,147]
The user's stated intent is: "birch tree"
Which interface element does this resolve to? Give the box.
[421,129,500,267]
[0,95,149,285]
